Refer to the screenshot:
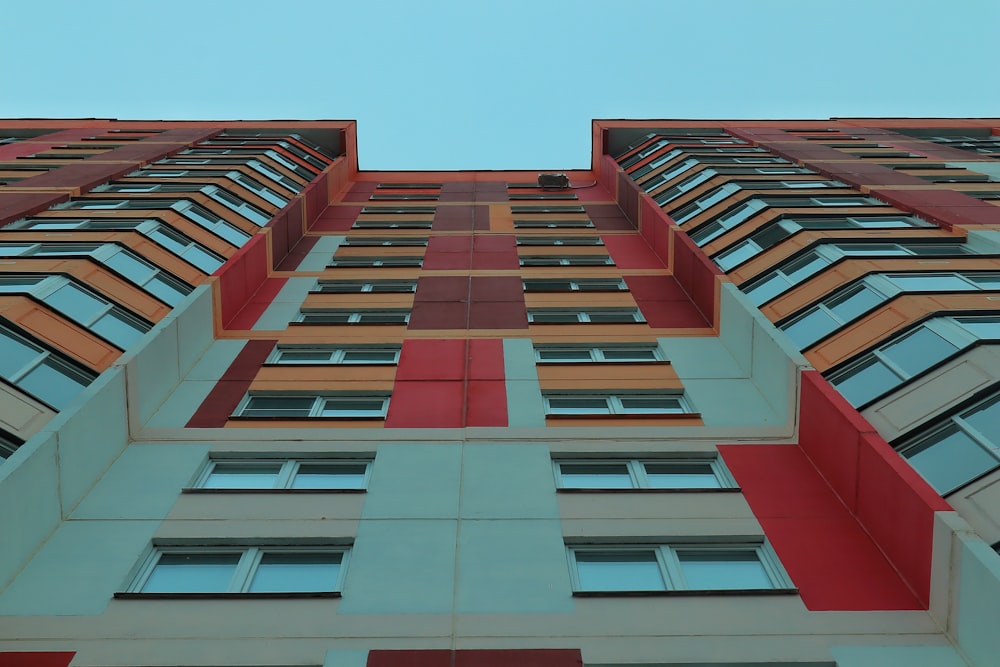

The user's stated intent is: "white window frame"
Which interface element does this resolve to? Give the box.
[553,457,735,489]
[126,545,350,594]
[267,344,401,365]
[567,542,790,592]
[328,256,424,268]
[194,458,372,490]
[515,237,604,246]
[688,199,768,245]
[352,220,433,230]
[533,344,662,362]
[522,278,627,292]
[343,237,429,247]
[528,309,645,324]
[172,200,252,247]
[235,393,391,418]
[518,255,614,267]
[653,168,717,205]
[0,323,95,409]
[312,279,417,293]
[296,309,411,325]
[513,219,595,229]
[543,391,690,415]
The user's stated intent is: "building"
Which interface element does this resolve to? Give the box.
[1,118,999,667]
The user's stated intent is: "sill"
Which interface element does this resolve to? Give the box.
[182,488,366,494]
[546,412,701,421]
[261,362,398,368]
[573,588,797,598]
[115,592,341,600]
[289,322,410,327]
[535,360,669,366]
[528,321,644,326]
[557,487,741,494]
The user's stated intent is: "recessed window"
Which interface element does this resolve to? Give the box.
[534,344,661,362]
[523,279,626,292]
[569,543,789,593]
[897,390,1000,494]
[510,205,587,214]
[516,237,603,246]
[555,458,733,489]
[313,279,416,293]
[0,323,95,410]
[344,237,428,247]
[544,392,690,415]
[328,256,423,268]
[196,458,370,490]
[513,219,594,229]
[359,206,436,215]
[126,546,348,594]
[267,345,401,365]
[296,310,410,325]
[352,220,433,230]
[519,255,614,267]
[528,309,644,324]
[235,394,390,419]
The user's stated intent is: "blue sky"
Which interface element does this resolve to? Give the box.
[2,0,998,170]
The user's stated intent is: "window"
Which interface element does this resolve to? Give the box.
[742,242,971,307]
[638,158,699,191]
[125,546,348,595]
[544,392,690,415]
[173,201,253,246]
[344,237,428,247]
[516,237,603,246]
[519,255,614,266]
[313,279,416,293]
[0,323,94,409]
[528,308,644,324]
[359,206,436,215]
[688,199,768,245]
[296,309,410,325]
[568,543,789,592]
[555,458,733,489]
[828,315,1000,407]
[267,345,401,365]
[653,169,717,205]
[897,390,1000,494]
[513,219,594,229]
[0,243,192,306]
[0,431,24,461]
[352,220,433,230]
[328,256,423,268]
[235,394,390,418]
[671,183,742,223]
[534,344,661,362]
[522,279,626,292]
[509,205,587,214]
[195,458,370,490]
[0,275,150,349]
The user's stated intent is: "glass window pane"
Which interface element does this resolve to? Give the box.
[204,463,282,489]
[746,274,788,306]
[677,550,772,589]
[618,396,683,413]
[341,350,398,363]
[548,397,610,413]
[963,395,1000,442]
[320,398,386,416]
[831,357,901,407]
[956,316,1000,340]
[587,311,638,323]
[903,424,999,494]
[644,463,721,489]
[881,327,958,377]
[19,361,90,409]
[277,350,335,363]
[45,283,106,322]
[828,284,884,320]
[537,349,593,361]
[243,396,315,417]
[576,551,664,591]
[143,553,240,593]
[248,552,342,592]
[782,253,828,281]
[291,463,367,489]
[601,348,658,361]
[782,308,838,348]
[559,463,633,488]
[531,312,581,323]
[103,251,157,284]
[92,311,147,348]
[0,328,42,379]
[887,274,971,292]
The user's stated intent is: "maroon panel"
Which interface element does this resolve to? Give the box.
[186,340,277,428]
[367,651,451,667]
[311,205,362,232]
[616,169,642,225]
[474,181,508,202]
[634,299,709,328]
[870,188,1000,229]
[599,154,619,195]
[454,649,583,667]
[384,381,465,428]
[153,128,221,144]
[0,652,76,667]
[624,275,691,301]
[805,162,927,187]
[574,182,614,202]
[282,198,306,267]
[414,276,470,303]
[303,172,329,226]
[471,252,519,270]
[438,181,475,202]
[267,210,292,267]
[470,276,524,302]
[229,278,289,330]
[88,142,189,164]
[427,236,473,253]
[422,252,472,270]
[584,203,636,230]
[407,302,469,330]
[348,182,377,195]
[468,338,505,380]
[602,235,665,269]
[0,191,69,227]
[276,234,321,271]
[472,204,491,230]
[433,205,475,230]
[472,235,515,253]
[395,339,468,381]
[4,162,135,191]
[468,301,528,329]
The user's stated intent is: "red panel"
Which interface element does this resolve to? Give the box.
[468,301,528,329]
[870,189,1000,229]
[310,205,362,232]
[427,235,474,253]
[468,338,505,380]
[634,299,709,328]
[719,444,922,610]
[472,204,491,230]
[8,162,135,190]
[472,235,515,253]
[601,235,665,269]
[384,381,465,428]
[599,154,619,195]
[466,380,508,426]
[153,128,220,144]
[86,142,187,164]
[470,276,524,302]
[407,302,469,330]
[573,182,614,202]
[396,339,468,381]
[471,252,519,270]
[276,234,321,271]
[422,253,472,270]
[268,210,291,267]
[615,170,642,224]
[0,192,69,227]
[303,172,329,225]
[0,652,76,667]
[414,276,470,302]
[624,275,693,302]
[367,650,451,667]
[185,340,278,428]
[218,339,278,381]
[454,649,582,667]
[229,277,289,330]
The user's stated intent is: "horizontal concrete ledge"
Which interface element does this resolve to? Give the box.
[114,591,340,600]
[573,588,798,597]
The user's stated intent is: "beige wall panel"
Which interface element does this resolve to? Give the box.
[254,365,397,384]
[0,383,55,439]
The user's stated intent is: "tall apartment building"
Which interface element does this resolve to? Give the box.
[1,118,999,667]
